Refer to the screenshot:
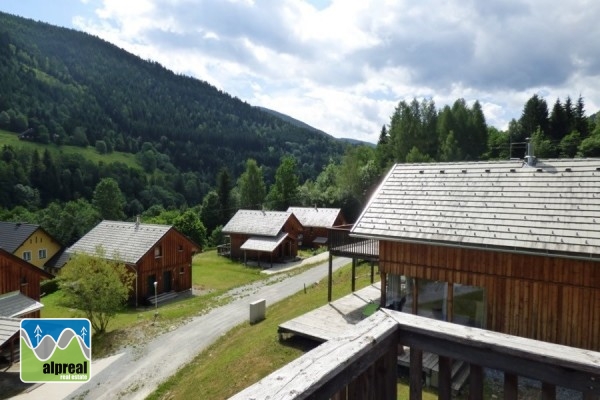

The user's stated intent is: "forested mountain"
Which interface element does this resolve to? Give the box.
[0,12,346,198]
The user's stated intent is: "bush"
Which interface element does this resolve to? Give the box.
[41,278,59,296]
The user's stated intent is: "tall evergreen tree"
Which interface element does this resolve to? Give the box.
[216,168,232,225]
[549,99,568,141]
[518,94,549,142]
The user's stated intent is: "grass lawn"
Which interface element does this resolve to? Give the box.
[146,262,438,400]
[41,251,272,358]
[0,129,139,167]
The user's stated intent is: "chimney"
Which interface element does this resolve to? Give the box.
[524,137,537,167]
[135,215,141,229]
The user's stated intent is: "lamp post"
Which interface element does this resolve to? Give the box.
[153,281,158,318]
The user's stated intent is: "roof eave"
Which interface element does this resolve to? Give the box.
[350,233,600,263]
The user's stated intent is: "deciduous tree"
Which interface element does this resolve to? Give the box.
[59,246,135,334]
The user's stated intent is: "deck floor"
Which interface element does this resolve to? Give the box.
[278,283,381,342]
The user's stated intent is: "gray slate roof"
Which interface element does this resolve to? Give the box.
[287,207,342,228]
[0,222,39,253]
[0,316,20,348]
[0,291,44,318]
[240,232,289,252]
[223,210,293,236]
[352,159,600,260]
[69,220,171,264]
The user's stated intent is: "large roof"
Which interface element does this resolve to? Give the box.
[287,207,342,228]
[0,222,39,253]
[352,158,600,260]
[69,220,171,264]
[223,210,294,236]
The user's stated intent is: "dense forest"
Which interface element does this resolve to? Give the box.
[1,12,599,249]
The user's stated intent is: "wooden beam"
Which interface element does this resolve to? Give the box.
[370,261,374,284]
[380,272,387,307]
[387,311,600,394]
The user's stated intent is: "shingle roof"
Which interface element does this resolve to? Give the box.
[287,207,342,228]
[69,220,171,264]
[352,159,600,260]
[240,232,289,252]
[0,222,39,253]
[223,210,293,236]
[0,291,44,318]
[0,316,20,348]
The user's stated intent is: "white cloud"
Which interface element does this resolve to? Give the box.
[69,0,600,143]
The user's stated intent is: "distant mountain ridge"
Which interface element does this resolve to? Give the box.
[0,11,349,190]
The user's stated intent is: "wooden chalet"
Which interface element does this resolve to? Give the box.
[350,158,600,352]
[287,207,346,248]
[222,210,303,266]
[0,249,52,364]
[68,220,200,306]
[0,221,63,271]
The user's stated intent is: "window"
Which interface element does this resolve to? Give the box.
[178,245,183,252]
[154,246,162,258]
[39,249,47,260]
[23,251,32,261]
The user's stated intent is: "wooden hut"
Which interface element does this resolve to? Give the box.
[287,207,346,248]
[223,210,303,265]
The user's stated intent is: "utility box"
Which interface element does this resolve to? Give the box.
[249,299,266,324]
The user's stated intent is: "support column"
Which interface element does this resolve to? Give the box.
[328,252,333,302]
[409,348,423,400]
[351,258,356,292]
[370,261,374,283]
[438,356,452,400]
[469,364,484,400]
[380,272,387,307]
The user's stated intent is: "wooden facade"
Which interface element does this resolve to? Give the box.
[0,249,52,318]
[129,228,198,305]
[379,241,600,351]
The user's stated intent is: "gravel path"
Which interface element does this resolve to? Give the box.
[41,255,350,400]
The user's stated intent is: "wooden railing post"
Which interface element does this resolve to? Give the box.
[468,364,483,400]
[410,348,423,400]
[504,373,518,399]
[542,382,556,400]
[438,356,452,400]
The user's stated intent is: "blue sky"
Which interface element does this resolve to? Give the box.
[1,0,599,143]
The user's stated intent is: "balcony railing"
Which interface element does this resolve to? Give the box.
[230,310,600,400]
[328,224,379,261]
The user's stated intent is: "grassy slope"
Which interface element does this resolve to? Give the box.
[0,129,138,168]
[147,262,438,400]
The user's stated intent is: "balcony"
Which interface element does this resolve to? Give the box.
[230,310,600,400]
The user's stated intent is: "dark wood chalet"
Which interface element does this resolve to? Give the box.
[222,210,303,265]
[287,207,346,248]
[0,248,52,318]
[68,220,200,306]
[351,158,600,352]
[0,248,52,364]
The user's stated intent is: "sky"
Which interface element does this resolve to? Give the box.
[1,0,599,144]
